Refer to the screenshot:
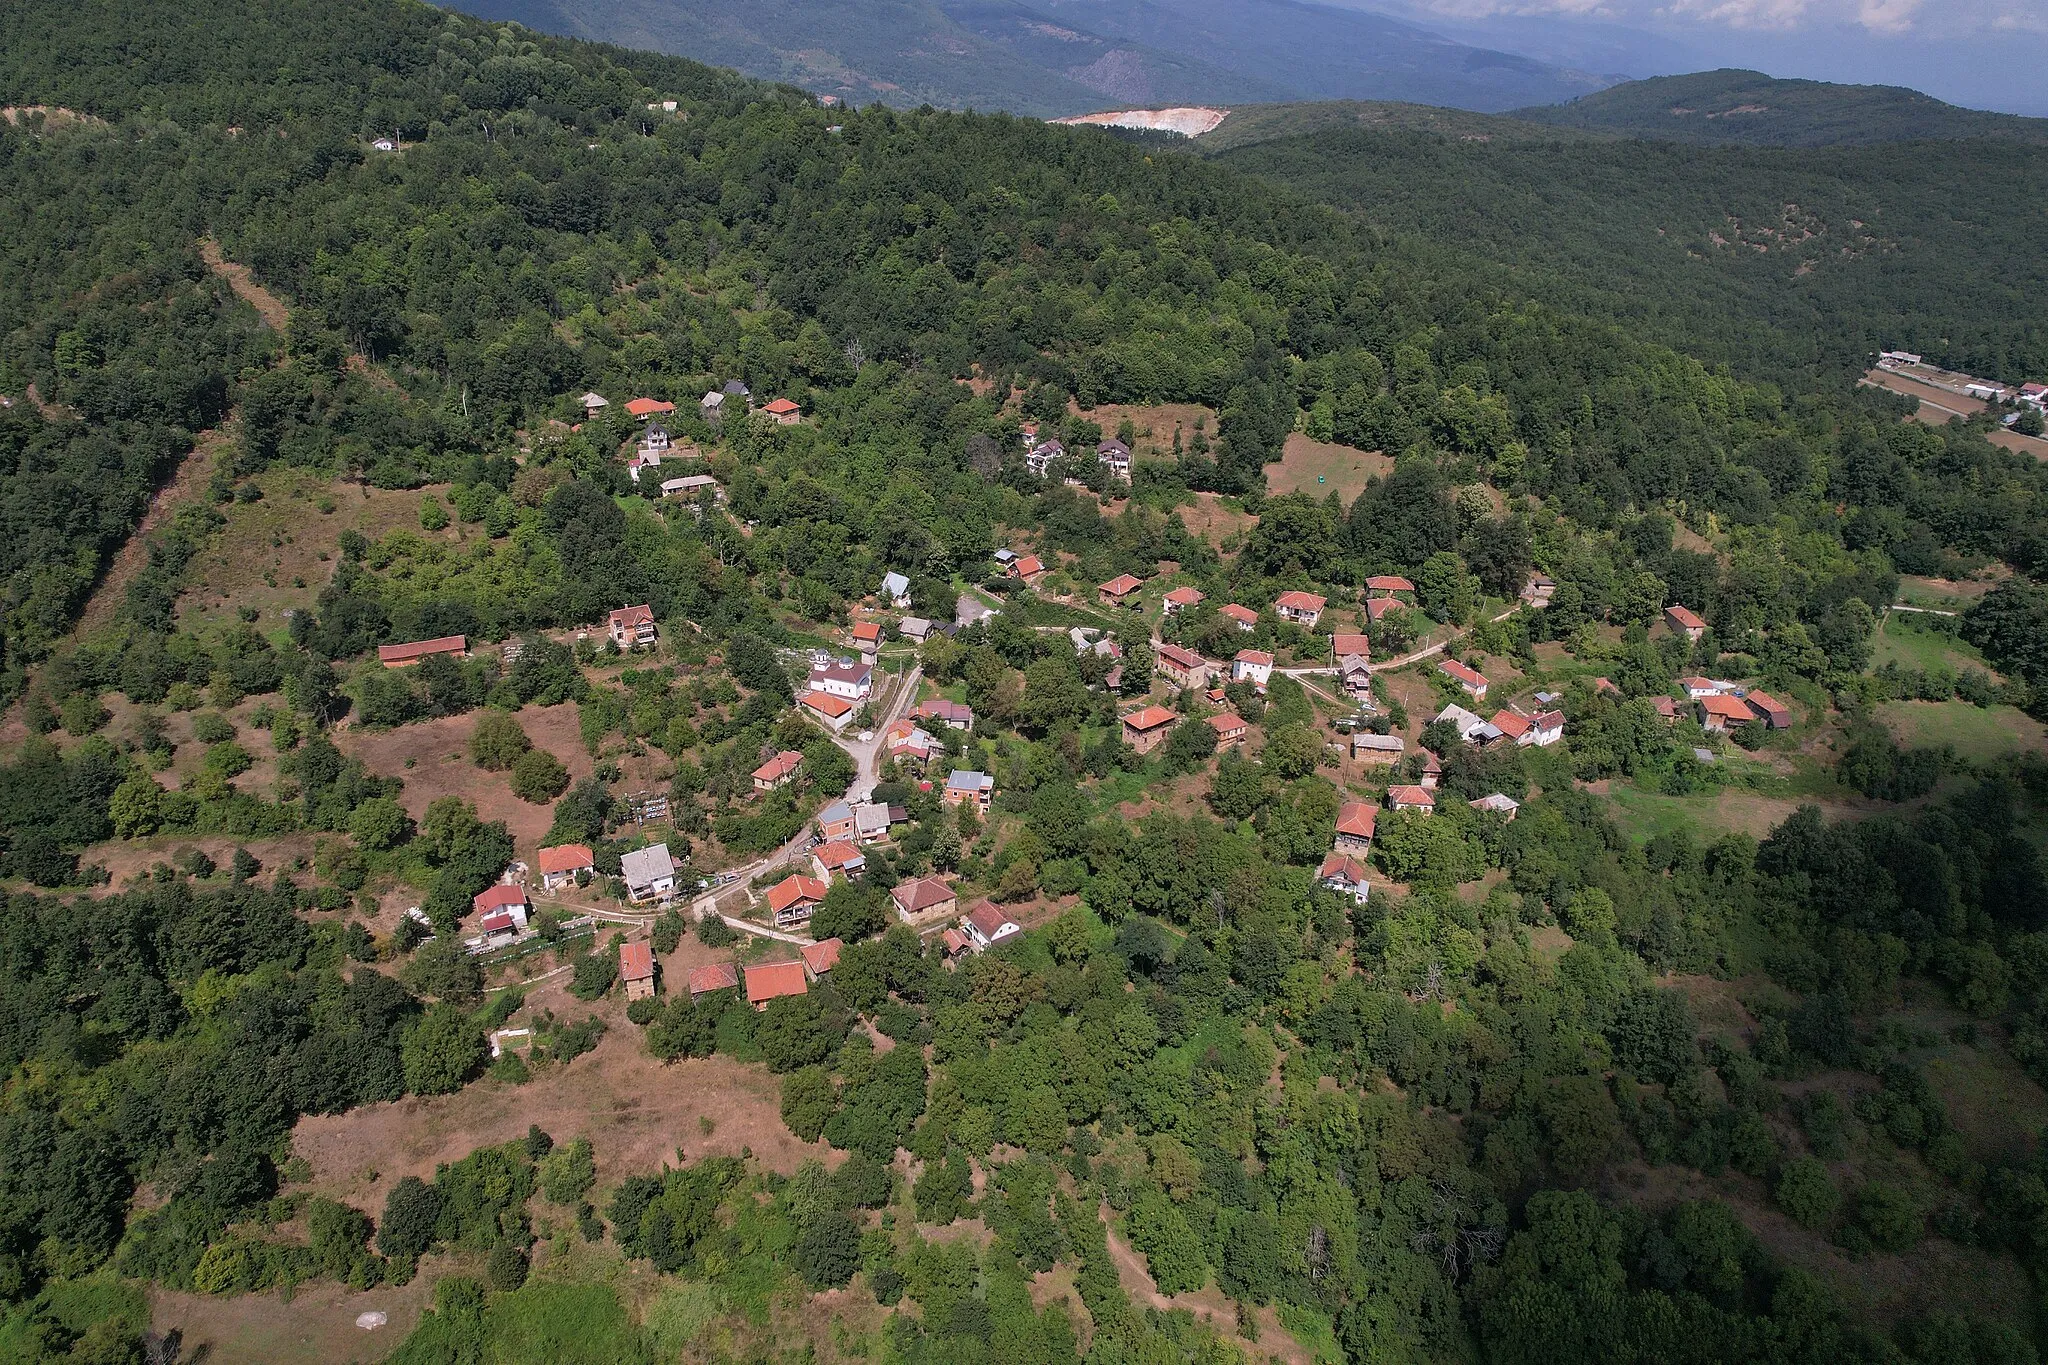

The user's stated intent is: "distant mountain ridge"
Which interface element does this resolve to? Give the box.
[453,0,1619,116]
[1512,69,2048,146]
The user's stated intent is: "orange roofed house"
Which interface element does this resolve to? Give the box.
[1208,713,1248,746]
[1274,590,1326,627]
[1011,554,1047,584]
[891,876,958,923]
[1665,605,1706,643]
[1366,575,1414,596]
[1099,574,1145,608]
[1121,705,1178,755]
[1162,586,1204,616]
[760,397,801,425]
[1697,692,1752,734]
[1438,659,1489,701]
[687,962,739,1000]
[608,605,656,648]
[620,941,657,1001]
[1334,800,1377,855]
[1155,642,1212,689]
[536,843,594,890]
[1221,604,1259,632]
[378,635,467,668]
[745,960,809,1010]
[1387,785,1437,814]
[753,750,804,792]
[765,873,827,927]
[801,937,843,981]
[799,690,856,731]
[625,397,675,420]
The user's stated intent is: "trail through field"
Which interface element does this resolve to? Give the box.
[199,237,290,329]
[1097,1204,1312,1364]
[69,425,233,640]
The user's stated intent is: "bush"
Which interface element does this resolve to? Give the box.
[1774,1157,1840,1229]
[510,748,571,803]
[791,1210,862,1289]
[376,1176,443,1260]
[539,1138,596,1205]
[402,1003,487,1095]
[626,997,658,1026]
[695,915,737,947]
[569,951,619,1001]
[485,1239,528,1290]
[469,710,532,771]
[1857,1181,1922,1253]
[651,910,686,955]
[192,711,236,744]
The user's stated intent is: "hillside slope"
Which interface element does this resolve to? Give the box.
[1514,68,2048,146]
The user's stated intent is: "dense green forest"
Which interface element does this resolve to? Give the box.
[1,0,2048,1362]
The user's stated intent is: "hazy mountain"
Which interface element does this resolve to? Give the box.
[454,0,1619,116]
[1513,69,2048,146]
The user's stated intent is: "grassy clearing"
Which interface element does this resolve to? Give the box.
[1870,614,1992,676]
[1877,700,2047,761]
[1267,433,1392,504]
[1602,783,1822,844]
[1922,1042,2048,1166]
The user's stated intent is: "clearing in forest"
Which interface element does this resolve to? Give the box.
[1267,433,1391,504]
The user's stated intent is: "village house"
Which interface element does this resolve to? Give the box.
[850,622,883,659]
[766,874,827,926]
[1387,785,1437,814]
[1331,634,1372,667]
[1697,692,1753,734]
[812,839,867,881]
[1221,604,1259,632]
[939,927,975,961]
[799,690,856,731]
[1338,653,1372,699]
[752,750,804,792]
[944,770,996,812]
[1098,574,1145,608]
[1438,659,1489,700]
[1665,605,1707,643]
[1352,732,1404,764]
[1233,649,1273,691]
[608,605,657,649]
[1419,751,1443,789]
[1366,575,1415,597]
[699,390,726,420]
[661,473,722,503]
[891,876,958,924]
[1365,597,1402,623]
[378,635,467,668]
[962,899,1022,951]
[1334,801,1377,856]
[581,392,609,415]
[1011,554,1047,585]
[638,423,673,457]
[621,843,677,904]
[1318,852,1371,905]
[1744,690,1792,729]
[816,799,856,842]
[801,938,842,982]
[745,960,809,1010]
[1121,704,1179,755]
[625,397,675,420]
[1162,586,1204,617]
[1023,439,1064,478]
[916,698,974,730]
[473,883,530,934]
[1434,703,1492,743]
[1521,574,1557,607]
[2020,382,2048,413]
[687,962,739,1001]
[1096,438,1133,481]
[1469,793,1521,819]
[1680,676,1729,700]
[1208,712,1248,747]
[1156,642,1212,689]
[620,941,657,1001]
[536,843,594,891]
[853,801,895,842]
[898,616,935,643]
[880,572,911,608]
[1653,696,1682,723]
[1488,708,1563,748]
[760,397,801,425]
[885,719,939,768]
[1274,590,1326,627]
[808,660,873,702]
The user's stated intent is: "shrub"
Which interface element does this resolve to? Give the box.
[510,748,571,803]
[539,1139,596,1205]
[402,1003,487,1095]
[469,710,532,771]
[1857,1181,1921,1254]
[1774,1157,1839,1230]
[485,1239,528,1290]
[192,711,236,744]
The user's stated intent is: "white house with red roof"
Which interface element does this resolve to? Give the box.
[1221,604,1259,632]
[1318,852,1371,904]
[608,605,656,648]
[1155,642,1212,689]
[752,749,804,792]
[1664,605,1706,642]
[1334,801,1377,855]
[1438,659,1489,700]
[1387,785,1437,814]
[962,899,1022,950]
[1162,586,1204,616]
[765,873,827,926]
[473,883,530,932]
[808,660,873,702]
[1233,649,1273,690]
[1274,590,1326,626]
[799,690,856,731]
[536,843,594,890]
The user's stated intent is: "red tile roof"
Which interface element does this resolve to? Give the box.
[1365,597,1400,621]
[891,877,956,915]
[1122,705,1178,732]
[1490,710,1531,739]
[1319,852,1370,883]
[1208,713,1246,737]
[537,844,594,875]
[799,690,854,718]
[1439,660,1488,689]
[1744,690,1789,717]
[851,622,882,643]
[941,927,974,956]
[1099,574,1144,597]
[813,840,864,872]
[1331,633,1371,659]
[609,604,654,629]
[1222,604,1259,625]
[761,397,800,415]
[1387,785,1437,809]
[1014,555,1045,577]
[1275,590,1326,613]
[1156,642,1206,671]
[473,884,527,914]
[752,750,804,783]
[801,937,843,975]
[620,941,655,982]
[688,962,739,994]
[625,397,675,417]
[965,900,1017,942]
[1700,693,1752,720]
[1336,801,1377,840]
[1366,575,1414,593]
[1164,586,1204,605]
[1235,649,1273,666]
[1666,605,1706,630]
[767,874,828,915]
[746,960,809,1005]
[378,635,467,664]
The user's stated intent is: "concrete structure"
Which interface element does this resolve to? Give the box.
[1233,650,1273,690]
[765,874,827,927]
[944,769,995,811]
[621,843,677,903]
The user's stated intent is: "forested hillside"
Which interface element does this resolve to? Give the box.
[2,2,2048,1363]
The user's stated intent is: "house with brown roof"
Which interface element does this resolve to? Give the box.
[1121,705,1179,755]
[1335,801,1377,855]
[1364,597,1401,623]
[1274,590,1326,627]
[915,698,973,730]
[1665,605,1706,643]
[963,899,1021,951]
[807,660,873,703]
[1331,634,1372,666]
[1098,574,1145,608]
[939,927,975,960]
[620,941,657,1001]
[1208,713,1248,746]
[760,397,802,425]
[537,843,594,890]
[811,840,867,881]
[1387,785,1437,814]
[752,750,804,792]
[745,961,809,1010]
[687,962,739,1000]
[1653,695,1682,722]
[1155,642,1211,689]
[1697,692,1752,734]
[1744,691,1792,729]
[1318,852,1371,904]
[799,690,856,731]
[1438,660,1489,700]
[1162,586,1204,616]
[891,876,958,923]
[1233,650,1273,691]
[608,605,657,648]
[765,873,828,926]
[1011,554,1047,584]
[625,397,676,420]
[801,938,843,981]
[1221,604,1259,632]
[378,635,467,667]
[1419,751,1443,789]
[1366,575,1415,596]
